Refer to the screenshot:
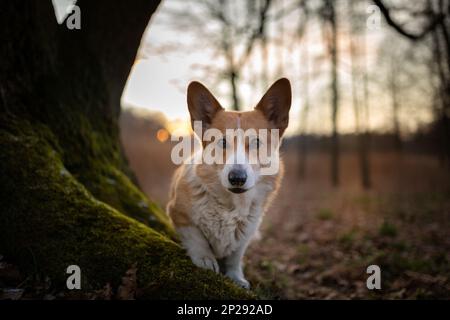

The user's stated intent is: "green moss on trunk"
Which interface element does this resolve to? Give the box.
[0,117,252,299]
[0,1,253,299]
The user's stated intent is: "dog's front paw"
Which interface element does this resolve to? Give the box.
[190,255,220,273]
[226,272,250,289]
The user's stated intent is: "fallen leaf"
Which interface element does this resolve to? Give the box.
[1,288,24,300]
[116,263,138,300]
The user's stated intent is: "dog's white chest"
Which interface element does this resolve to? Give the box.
[192,193,261,259]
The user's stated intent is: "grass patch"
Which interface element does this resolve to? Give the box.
[338,229,358,248]
[259,260,275,273]
[296,244,310,265]
[317,208,334,220]
[379,220,397,237]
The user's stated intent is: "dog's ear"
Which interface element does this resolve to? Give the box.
[255,78,291,136]
[187,81,224,132]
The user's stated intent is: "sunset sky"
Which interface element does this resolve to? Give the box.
[121,0,433,136]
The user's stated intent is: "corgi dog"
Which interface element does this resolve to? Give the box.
[167,78,291,288]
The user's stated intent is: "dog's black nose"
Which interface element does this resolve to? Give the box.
[228,169,247,187]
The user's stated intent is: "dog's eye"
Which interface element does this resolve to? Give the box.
[219,138,228,148]
[251,137,261,149]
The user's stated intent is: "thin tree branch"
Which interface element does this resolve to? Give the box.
[373,0,444,40]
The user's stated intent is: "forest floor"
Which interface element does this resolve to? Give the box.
[245,153,450,299]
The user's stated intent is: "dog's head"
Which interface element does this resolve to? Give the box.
[187,78,291,194]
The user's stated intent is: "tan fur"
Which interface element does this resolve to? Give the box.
[166,78,291,288]
[166,166,192,227]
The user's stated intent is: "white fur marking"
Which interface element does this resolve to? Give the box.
[177,225,219,273]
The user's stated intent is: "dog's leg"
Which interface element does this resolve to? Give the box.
[224,243,250,289]
[177,226,219,273]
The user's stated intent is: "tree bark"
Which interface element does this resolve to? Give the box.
[298,16,310,180]
[0,0,250,299]
[360,25,372,189]
[349,8,371,190]
[323,0,340,187]
[389,57,402,151]
[230,69,240,111]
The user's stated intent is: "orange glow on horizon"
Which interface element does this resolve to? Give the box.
[156,128,169,142]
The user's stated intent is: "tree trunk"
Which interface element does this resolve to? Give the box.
[361,28,372,189]
[431,22,448,167]
[349,31,365,190]
[389,57,402,151]
[230,69,240,111]
[261,36,269,90]
[298,20,310,180]
[325,0,340,187]
[437,7,450,169]
[348,2,371,190]
[0,0,250,299]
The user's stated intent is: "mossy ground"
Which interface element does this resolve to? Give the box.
[0,116,252,299]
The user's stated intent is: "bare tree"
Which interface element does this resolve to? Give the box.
[374,0,450,168]
[321,0,340,186]
[348,2,372,189]
[160,0,273,110]
[431,21,449,165]
[297,2,310,179]
[388,54,403,151]
[360,20,372,188]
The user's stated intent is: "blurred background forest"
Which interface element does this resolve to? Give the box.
[119,0,450,298]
